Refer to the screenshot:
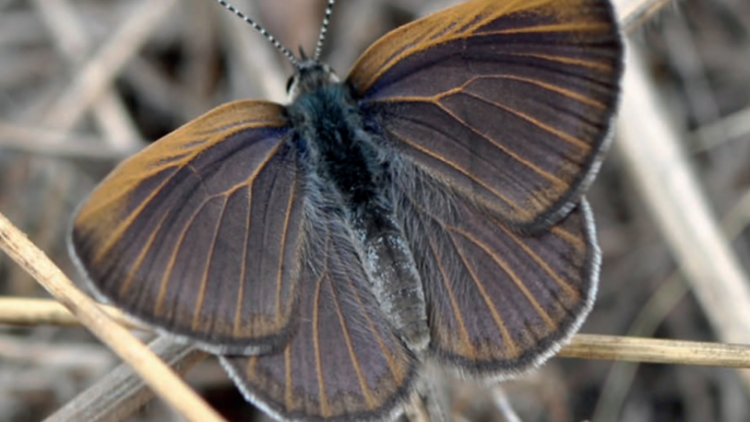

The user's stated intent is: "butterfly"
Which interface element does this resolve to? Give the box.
[69,0,623,420]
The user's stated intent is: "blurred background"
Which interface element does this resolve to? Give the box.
[1,0,750,421]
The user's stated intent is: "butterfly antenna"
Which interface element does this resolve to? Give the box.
[313,0,336,61]
[214,0,301,69]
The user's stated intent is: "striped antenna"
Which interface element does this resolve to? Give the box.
[214,0,300,68]
[313,0,336,61]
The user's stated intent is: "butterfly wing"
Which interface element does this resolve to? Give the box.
[393,172,598,377]
[70,100,305,354]
[348,0,622,232]
[222,218,416,422]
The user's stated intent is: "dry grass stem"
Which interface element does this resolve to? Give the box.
[5,297,750,369]
[560,334,750,368]
[42,339,206,422]
[0,121,135,160]
[0,297,138,328]
[32,0,142,151]
[0,212,227,422]
[618,45,750,387]
[42,0,179,132]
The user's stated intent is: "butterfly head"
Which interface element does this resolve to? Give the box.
[286,58,340,101]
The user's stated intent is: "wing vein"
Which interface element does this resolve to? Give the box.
[385,128,526,216]
[233,186,253,335]
[154,198,210,316]
[431,98,568,187]
[328,266,375,408]
[117,201,174,297]
[92,125,283,263]
[457,91,589,150]
[495,217,578,296]
[446,229,518,357]
[418,211,475,357]
[338,259,405,384]
[192,196,229,330]
[275,168,297,322]
[452,227,557,329]
[313,252,331,416]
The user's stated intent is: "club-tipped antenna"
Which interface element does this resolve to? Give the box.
[313,0,336,61]
[215,0,300,69]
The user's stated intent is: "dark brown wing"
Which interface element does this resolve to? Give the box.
[393,173,598,377]
[70,100,304,354]
[222,219,416,422]
[348,0,622,232]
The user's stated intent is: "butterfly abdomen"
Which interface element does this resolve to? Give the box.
[288,78,429,350]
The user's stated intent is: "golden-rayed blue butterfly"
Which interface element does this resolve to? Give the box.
[70,0,623,420]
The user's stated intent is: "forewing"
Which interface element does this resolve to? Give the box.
[394,177,598,377]
[70,100,304,354]
[222,220,416,422]
[349,0,622,231]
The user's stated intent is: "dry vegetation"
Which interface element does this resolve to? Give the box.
[1,0,750,421]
